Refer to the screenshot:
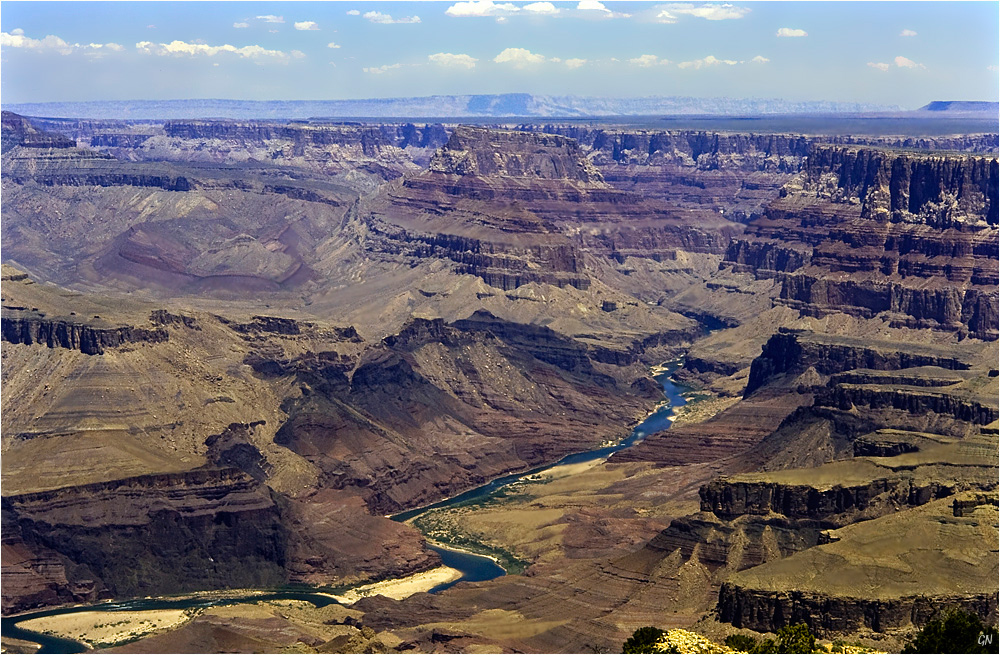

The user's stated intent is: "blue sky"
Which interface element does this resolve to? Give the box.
[1,1,997,108]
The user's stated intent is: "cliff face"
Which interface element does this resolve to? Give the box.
[717,584,999,635]
[745,329,972,397]
[803,145,998,226]
[1,312,168,355]
[163,120,449,154]
[2,469,287,614]
[430,127,603,182]
[700,477,956,521]
[520,127,812,171]
[1,111,76,150]
[722,146,999,339]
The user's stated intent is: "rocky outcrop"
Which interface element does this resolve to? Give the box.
[1,312,168,355]
[717,584,999,635]
[1,111,75,150]
[202,422,272,482]
[149,309,200,330]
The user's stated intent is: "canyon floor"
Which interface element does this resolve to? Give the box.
[1,110,997,653]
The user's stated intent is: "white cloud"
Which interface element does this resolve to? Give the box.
[494,47,546,67]
[894,55,925,69]
[577,1,630,19]
[428,52,478,69]
[776,27,807,37]
[446,1,520,17]
[233,22,249,29]
[364,62,402,74]
[678,54,738,69]
[655,10,678,23]
[661,3,750,20]
[136,39,293,61]
[867,62,890,72]
[989,65,999,72]
[347,10,361,16]
[294,21,319,31]
[1,30,125,56]
[364,11,421,24]
[291,50,306,59]
[1,31,73,54]
[256,15,284,23]
[750,55,769,63]
[629,54,668,67]
[900,29,917,37]
[524,2,559,14]
[565,57,587,68]
[327,42,342,49]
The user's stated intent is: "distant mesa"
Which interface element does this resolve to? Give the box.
[918,101,999,114]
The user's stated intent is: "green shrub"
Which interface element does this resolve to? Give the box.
[775,623,817,653]
[725,634,759,652]
[902,609,999,654]
[623,626,666,654]
[750,637,779,653]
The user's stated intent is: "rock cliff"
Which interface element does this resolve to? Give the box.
[721,146,999,339]
[2,469,287,614]
[1,311,168,355]
[1,111,75,150]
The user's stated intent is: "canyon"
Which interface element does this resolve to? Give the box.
[1,110,997,653]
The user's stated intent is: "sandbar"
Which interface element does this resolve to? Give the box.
[18,608,191,648]
[331,565,462,604]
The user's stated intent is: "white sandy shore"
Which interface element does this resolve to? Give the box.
[328,565,462,604]
[18,609,191,648]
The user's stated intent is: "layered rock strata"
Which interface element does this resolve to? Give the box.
[2,469,286,614]
[722,146,999,339]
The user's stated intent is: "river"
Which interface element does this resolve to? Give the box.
[1,361,687,653]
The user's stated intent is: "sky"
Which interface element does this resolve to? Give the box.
[1,1,998,108]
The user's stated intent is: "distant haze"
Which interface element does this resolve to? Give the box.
[2,95,911,121]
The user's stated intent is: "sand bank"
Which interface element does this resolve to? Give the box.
[330,565,462,604]
[18,608,191,648]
